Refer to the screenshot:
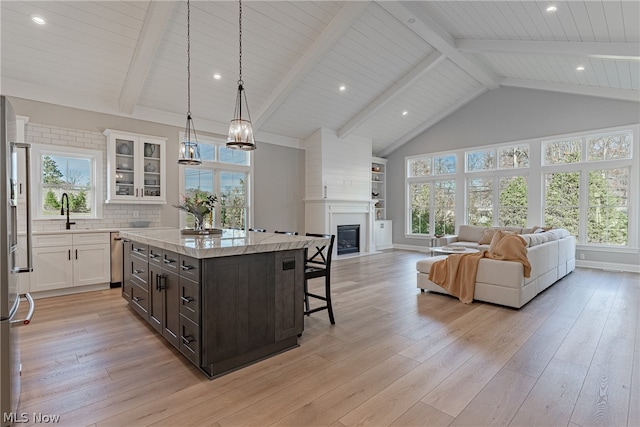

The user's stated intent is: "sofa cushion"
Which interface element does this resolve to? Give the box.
[457,225,485,242]
[489,230,516,253]
[416,255,448,274]
[478,228,498,244]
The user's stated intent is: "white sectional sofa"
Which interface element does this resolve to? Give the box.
[417,225,576,308]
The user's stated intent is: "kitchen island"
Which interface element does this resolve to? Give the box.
[118,228,328,379]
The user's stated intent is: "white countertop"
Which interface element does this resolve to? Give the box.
[30,227,172,235]
[119,228,329,259]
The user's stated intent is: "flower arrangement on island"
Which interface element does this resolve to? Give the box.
[173,189,218,231]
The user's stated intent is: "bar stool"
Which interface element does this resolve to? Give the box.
[274,230,298,235]
[248,228,266,232]
[304,233,335,324]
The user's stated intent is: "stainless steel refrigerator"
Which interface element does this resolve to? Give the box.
[1,95,35,426]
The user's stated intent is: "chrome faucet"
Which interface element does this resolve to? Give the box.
[60,192,76,230]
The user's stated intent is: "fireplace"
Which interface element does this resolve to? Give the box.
[337,225,360,255]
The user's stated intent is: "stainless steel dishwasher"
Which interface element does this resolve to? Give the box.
[110,232,123,287]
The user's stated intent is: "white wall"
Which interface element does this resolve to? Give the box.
[305,128,372,201]
[386,87,640,269]
[9,97,306,232]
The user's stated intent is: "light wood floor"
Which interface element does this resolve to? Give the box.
[17,250,639,427]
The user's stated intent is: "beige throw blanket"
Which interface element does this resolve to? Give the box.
[429,235,531,304]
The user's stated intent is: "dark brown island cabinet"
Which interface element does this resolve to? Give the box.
[121,236,307,378]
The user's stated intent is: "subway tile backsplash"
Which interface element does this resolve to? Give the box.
[23,122,161,232]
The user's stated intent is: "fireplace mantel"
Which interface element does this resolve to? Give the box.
[304,199,376,257]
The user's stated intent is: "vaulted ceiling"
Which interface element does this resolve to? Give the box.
[2,1,638,156]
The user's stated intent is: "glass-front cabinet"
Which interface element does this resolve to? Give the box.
[104,129,166,204]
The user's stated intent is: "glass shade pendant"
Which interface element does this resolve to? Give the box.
[227,82,255,150]
[179,114,201,165]
[178,0,202,165]
[227,0,256,151]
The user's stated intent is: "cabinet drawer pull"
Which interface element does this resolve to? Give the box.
[133,247,145,253]
[133,269,143,274]
[75,249,78,260]
[180,296,194,303]
[68,249,71,260]
[132,296,143,302]
[181,335,194,345]
[180,264,194,271]
[163,258,175,264]
[149,253,158,259]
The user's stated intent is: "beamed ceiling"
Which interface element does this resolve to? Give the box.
[1,1,638,155]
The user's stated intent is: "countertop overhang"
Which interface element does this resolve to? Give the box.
[119,228,329,259]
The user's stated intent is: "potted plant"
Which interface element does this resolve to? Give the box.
[173,189,218,232]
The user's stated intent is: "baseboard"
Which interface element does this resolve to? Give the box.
[28,283,111,299]
[576,260,640,273]
[392,243,431,253]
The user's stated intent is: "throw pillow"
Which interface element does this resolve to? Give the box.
[489,230,516,253]
[478,228,498,245]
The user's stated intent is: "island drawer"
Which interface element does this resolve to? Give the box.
[179,277,200,325]
[130,282,149,318]
[131,257,148,285]
[162,249,180,273]
[179,254,200,281]
[179,314,200,366]
[130,242,148,259]
[148,246,163,265]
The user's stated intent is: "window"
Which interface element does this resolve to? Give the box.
[32,145,103,219]
[434,180,455,235]
[587,168,629,245]
[179,139,252,230]
[407,153,456,235]
[543,139,581,165]
[542,129,633,246]
[466,149,495,172]
[498,146,529,169]
[409,183,429,234]
[544,172,580,237]
[467,177,493,226]
[587,131,631,161]
[499,176,527,226]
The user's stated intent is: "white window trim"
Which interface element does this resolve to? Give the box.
[177,133,254,229]
[404,123,639,251]
[31,143,104,220]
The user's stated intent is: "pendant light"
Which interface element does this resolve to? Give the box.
[178,0,202,165]
[227,0,256,151]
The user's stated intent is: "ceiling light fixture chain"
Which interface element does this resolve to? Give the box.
[179,0,202,165]
[227,0,256,151]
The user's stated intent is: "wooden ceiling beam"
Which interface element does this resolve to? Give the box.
[338,51,445,139]
[253,1,370,130]
[378,1,500,90]
[457,39,640,61]
[377,86,488,158]
[501,78,640,103]
[118,1,176,115]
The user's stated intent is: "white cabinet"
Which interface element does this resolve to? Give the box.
[374,219,392,250]
[372,157,387,220]
[104,129,166,204]
[32,233,110,292]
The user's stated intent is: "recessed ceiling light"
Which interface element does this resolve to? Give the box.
[402,111,408,116]
[213,73,221,80]
[407,18,416,24]
[576,66,585,71]
[546,6,557,12]
[339,85,346,92]
[30,14,46,25]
